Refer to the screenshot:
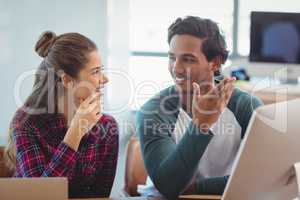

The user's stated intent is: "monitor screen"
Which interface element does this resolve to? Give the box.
[250,11,300,64]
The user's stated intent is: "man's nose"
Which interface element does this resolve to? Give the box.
[173,59,185,75]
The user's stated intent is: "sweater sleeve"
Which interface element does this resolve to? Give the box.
[227,88,264,138]
[137,103,213,199]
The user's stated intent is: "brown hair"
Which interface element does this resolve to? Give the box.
[4,31,97,171]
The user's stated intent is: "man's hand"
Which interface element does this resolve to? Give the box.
[192,77,236,133]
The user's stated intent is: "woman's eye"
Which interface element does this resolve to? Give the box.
[92,69,100,75]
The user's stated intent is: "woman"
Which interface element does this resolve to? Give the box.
[4,31,118,198]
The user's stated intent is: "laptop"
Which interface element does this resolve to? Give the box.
[0,177,68,200]
[222,98,300,200]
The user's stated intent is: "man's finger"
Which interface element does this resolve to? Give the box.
[216,77,235,91]
[222,84,235,107]
[193,82,201,98]
[225,86,234,102]
[192,82,201,113]
[218,77,235,98]
[215,77,228,91]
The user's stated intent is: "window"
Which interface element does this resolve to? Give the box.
[130,0,234,53]
[128,56,172,110]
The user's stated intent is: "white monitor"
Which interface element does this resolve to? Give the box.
[223,99,300,200]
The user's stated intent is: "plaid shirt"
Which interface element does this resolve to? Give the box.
[11,108,118,198]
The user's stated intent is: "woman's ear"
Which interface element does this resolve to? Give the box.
[208,56,222,73]
[60,73,74,89]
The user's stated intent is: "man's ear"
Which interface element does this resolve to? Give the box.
[208,56,222,73]
[60,73,74,89]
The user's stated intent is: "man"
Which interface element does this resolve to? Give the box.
[136,16,263,199]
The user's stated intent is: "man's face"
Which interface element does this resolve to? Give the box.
[168,34,217,95]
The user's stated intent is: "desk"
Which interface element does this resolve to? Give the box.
[71,195,222,200]
[236,80,300,105]
[71,198,161,200]
[180,195,222,199]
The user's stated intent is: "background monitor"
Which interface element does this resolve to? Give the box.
[250,11,300,64]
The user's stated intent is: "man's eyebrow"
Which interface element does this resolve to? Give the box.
[168,52,198,59]
[181,54,197,58]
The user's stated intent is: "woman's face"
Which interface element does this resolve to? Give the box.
[72,50,108,104]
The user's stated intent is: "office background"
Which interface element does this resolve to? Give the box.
[0,0,299,196]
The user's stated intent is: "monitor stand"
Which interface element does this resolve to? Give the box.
[279,78,299,85]
[278,67,299,85]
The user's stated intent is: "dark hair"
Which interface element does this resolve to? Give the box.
[168,16,229,64]
[25,31,97,113]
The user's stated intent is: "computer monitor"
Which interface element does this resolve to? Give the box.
[250,11,300,64]
[222,99,300,200]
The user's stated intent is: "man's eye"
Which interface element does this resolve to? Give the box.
[184,57,196,63]
[169,56,176,61]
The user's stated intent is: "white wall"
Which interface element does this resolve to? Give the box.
[105,0,131,115]
[0,0,108,144]
[106,0,131,197]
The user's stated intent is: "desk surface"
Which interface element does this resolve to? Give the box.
[71,195,222,200]
[236,80,300,105]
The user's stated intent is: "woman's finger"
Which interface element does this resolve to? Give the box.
[81,92,100,107]
[89,92,101,105]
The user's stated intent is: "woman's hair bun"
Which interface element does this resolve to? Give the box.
[35,31,57,58]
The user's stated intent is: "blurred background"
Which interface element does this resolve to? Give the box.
[1,0,300,197]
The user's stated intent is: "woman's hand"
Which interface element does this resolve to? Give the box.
[63,92,102,151]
